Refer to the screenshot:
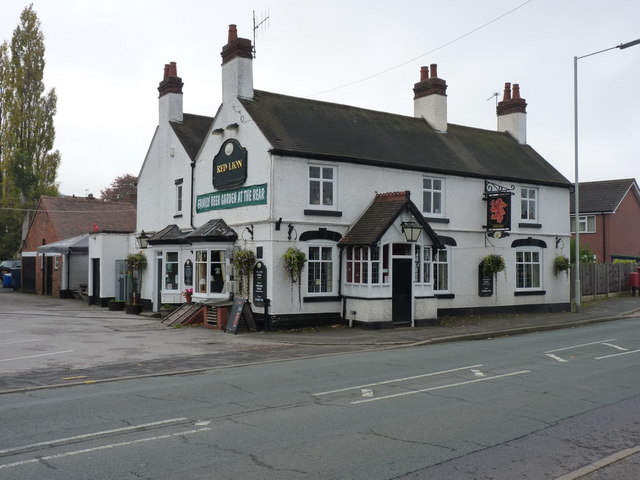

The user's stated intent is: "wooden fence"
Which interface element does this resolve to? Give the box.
[570,262,638,298]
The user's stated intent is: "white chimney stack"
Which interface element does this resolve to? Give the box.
[157,61,183,124]
[220,24,254,105]
[413,64,448,133]
[497,82,527,144]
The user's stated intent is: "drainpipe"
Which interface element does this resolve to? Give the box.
[190,161,196,229]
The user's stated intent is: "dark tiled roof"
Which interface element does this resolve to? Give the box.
[339,191,443,247]
[148,224,187,245]
[240,90,570,187]
[186,219,237,242]
[148,220,238,245]
[170,113,214,161]
[38,195,136,238]
[570,178,638,213]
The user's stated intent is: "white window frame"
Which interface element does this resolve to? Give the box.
[520,187,538,222]
[194,248,227,295]
[307,243,337,295]
[164,251,179,291]
[433,247,450,293]
[308,164,336,209]
[175,180,183,215]
[423,177,444,217]
[515,248,542,290]
[570,215,596,233]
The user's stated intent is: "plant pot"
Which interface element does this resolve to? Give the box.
[108,300,125,311]
[125,304,143,315]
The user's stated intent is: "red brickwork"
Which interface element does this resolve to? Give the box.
[580,190,640,261]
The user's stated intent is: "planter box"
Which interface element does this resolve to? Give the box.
[125,304,143,315]
[108,300,125,311]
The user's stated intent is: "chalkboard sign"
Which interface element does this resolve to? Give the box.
[253,261,267,307]
[478,262,493,297]
[184,260,193,286]
[225,298,256,334]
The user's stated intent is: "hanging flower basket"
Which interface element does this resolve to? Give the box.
[480,254,506,277]
[232,249,256,298]
[554,255,570,276]
[283,247,307,306]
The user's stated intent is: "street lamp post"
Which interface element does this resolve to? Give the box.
[574,38,640,312]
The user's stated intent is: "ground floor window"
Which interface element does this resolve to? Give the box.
[194,249,226,294]
[345,245,385,285]
[308,245,334,293]
[433,248,449,292]
[516,249,541,289]
[413,245,433,284]
[164,251,179,290]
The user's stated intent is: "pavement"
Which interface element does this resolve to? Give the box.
[1,288,639,393]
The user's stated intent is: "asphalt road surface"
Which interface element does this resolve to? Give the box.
[1,315,639,479]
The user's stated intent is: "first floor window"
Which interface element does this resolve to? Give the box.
[423,177,443,215]
[521,187,537,221]
[309,165,335,207]
[164,251,179,290]
[516,250,541,289]
[175,178,183,215]
[308,246,334,293]
[570,215,596,233]
[433,248,449,292]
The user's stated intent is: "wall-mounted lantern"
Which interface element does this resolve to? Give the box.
[136,231,150,249]
[401,221,422,242]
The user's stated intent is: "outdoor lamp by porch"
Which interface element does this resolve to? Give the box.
[136,231,150,249]
[401,221,422,242]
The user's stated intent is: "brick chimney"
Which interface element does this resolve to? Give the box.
[157,61,183,124]
[497,82,527,144]
[221,24,254,104]
[413,64,448,133]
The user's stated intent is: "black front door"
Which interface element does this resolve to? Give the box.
[45,257,53,295]
[91,258,100,305]
[392,258,412,325]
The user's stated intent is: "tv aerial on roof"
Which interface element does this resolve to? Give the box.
[252,9,270,58]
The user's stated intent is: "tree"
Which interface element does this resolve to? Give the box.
[0,4,60,258]
[100,174,137,203]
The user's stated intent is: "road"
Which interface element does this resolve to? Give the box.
[1,316,639,479]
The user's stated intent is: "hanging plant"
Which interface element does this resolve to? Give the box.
[126,252,148,305]
[554,255,570,276]
[481,254,506,277]
[283,247,307,306]
[232,248,256,298]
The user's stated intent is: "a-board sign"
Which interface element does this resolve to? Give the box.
[252,261,267,307]
[478,262,493,297]
[225,298,257,334]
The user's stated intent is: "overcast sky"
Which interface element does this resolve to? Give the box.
[2,0,639,197]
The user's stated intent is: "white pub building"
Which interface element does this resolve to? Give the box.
[124,25,571,329]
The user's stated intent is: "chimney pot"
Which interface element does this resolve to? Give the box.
[512,84,521,99]
[420,66,429,82]
[430,64,438,78]
[228,24,238,43]
[502,82,512,101]
[168,61,177,77]
[163,64,170,80]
